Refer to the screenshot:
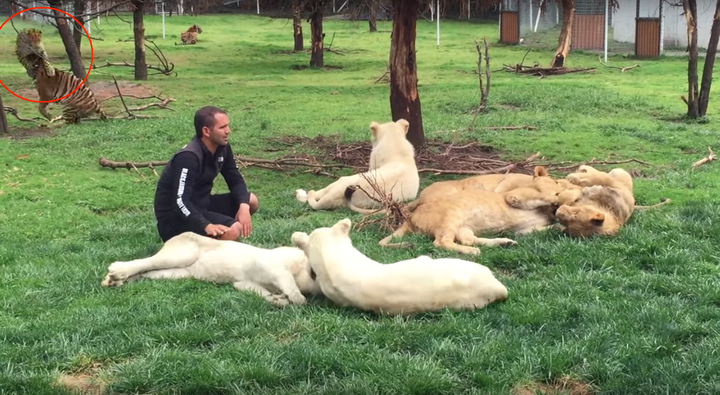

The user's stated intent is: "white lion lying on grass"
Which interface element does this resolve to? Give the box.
[291,218,508,316]
[101,232,322,307]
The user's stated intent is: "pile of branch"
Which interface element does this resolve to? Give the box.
[350,174,411,233]
[97,136,654,180]
[500,49,595,78]
[502,64,596,77]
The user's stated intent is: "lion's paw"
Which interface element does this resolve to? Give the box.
[101,274,123,287]
[495,238,517,247]
[287,292,307,305]
[294,189,308,203]
[268,294,291,308]
[505,194,522,208]
[582,185,604,196]
[577,165,595,173]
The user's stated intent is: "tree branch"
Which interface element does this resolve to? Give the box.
[10,0,134,21]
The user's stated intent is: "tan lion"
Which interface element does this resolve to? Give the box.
[375,166,564,255]
[295,119,419,212]
[555,165,670,237]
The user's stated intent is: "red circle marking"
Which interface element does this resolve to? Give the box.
[0,7,94,103]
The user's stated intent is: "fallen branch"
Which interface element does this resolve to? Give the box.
[598,57,640,73]
[484,125,537,131]
[691,147,716,168]
[112,75,133,118]
[3,107,43,122]
[502,64,596,77]
[419,152,541,175]
[127,98,175,112]
[537,157,652,172]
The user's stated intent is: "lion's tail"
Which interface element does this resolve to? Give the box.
[635,198,671,211]
[343,186,387,215]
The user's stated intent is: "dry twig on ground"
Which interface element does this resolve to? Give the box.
[598,57,640,73]
[691,147,716,168]
[3,107,42,122]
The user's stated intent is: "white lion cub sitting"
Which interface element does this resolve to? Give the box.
[295,118,420,212]
[101,232,322,308]
[291,218,508,316]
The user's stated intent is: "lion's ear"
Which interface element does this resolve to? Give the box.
[332,218,352,236]
[589,212,605,226]
[291,232,309,250]
[396,118,410,134]
[533,166,549,178]
[369,121,380,138]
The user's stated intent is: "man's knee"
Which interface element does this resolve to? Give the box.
[249,193,259,214]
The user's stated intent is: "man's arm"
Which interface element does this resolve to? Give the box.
[220,144,251,205]
[168,152,212,230]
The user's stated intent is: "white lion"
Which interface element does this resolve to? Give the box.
[294,119,420,212]
[101,232,322,307]
[291,218,509,316]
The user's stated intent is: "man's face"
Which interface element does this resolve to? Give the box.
[204,113,230,147]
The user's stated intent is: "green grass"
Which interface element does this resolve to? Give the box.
[2,12,720,395]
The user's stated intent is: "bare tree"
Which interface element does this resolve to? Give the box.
[73,0,86,57]
[682,0,720,117]
[389,0,424,148]
[131,0,148,80]
[47,0,86,78]
[293,0,304,51]
[551,0,574,67]
[308,0,325,68]
[368,0,378,32]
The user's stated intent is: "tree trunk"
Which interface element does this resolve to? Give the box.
[551,0,575,67]
[698,0,720,117]
[48,0,85,79]
[293,0,304,51]
[73,0,85,57]
[389,0,424,150]
[683,0,699,118]
[132,0,147,81]
[0,89,8,135]
[368,0,378,32]
[309,1,324,68]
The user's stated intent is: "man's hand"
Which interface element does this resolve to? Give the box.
[204,223,231,237]
[235,203,252,238]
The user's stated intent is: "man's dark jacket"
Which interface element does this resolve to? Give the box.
[153,136,250,230]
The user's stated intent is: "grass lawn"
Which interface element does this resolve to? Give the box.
[1,11,720,395]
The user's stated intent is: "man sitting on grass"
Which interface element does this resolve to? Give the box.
[153,106,258,242]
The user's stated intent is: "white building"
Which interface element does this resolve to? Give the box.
[613,0,718,50]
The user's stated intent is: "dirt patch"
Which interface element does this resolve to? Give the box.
[88,80,159,102]
[55,373,107,395]
[512,377,595,395]
[1,126,54,140]
[263,134,534,175]
[14,80,157,103]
